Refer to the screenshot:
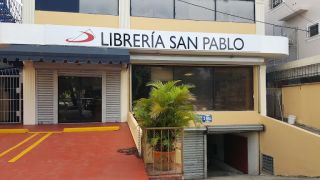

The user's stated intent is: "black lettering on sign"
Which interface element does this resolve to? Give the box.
[219,38,226,50]
[209,37,218,50]
[101,32,109,46]
[234,38,244,50]
[123,33,132,47]
[177,37,186,49]
[203,37,210,50]
[155,35,165,48]
[188,37,198,49]
[170,36,177,49]
[141,34,151,48]
[133,34,141,48]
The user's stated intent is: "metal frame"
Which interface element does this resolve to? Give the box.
[0,68,22,123]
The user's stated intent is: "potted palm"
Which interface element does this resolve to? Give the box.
[134,80,195,171]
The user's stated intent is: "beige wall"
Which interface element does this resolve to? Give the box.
[282,84,320,129]
[191,111,261,127]
[260,116,320,177]
[35,11,119,28]
[130,17,256,34]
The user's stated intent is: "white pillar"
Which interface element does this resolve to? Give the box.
[255,0,265,35]
[23,61,36,125]
[259,65,267,116]
[22,0,35,24]
[120,65,129,122]
[119,0,131,28]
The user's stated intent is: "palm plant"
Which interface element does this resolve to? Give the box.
[134,80,196,152]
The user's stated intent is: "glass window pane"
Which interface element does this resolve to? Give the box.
[216,0,254,23]
[175,0,215,21]
[35,0,79,13]
[213,67,253,110]
[132,65,152,102]
[174,67,214,111]
[79,0,118,15]
[131,0,174,19]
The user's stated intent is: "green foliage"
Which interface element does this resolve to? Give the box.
[134,80,196,152]
[133,80,195,128]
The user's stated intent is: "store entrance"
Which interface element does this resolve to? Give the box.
[58,76,102,123]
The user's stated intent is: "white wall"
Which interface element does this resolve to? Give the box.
[266,0,320,60]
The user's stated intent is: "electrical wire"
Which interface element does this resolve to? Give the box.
[176,0,309,32]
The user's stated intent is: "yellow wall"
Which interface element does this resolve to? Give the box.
[260,116,320,177]
[35,11,119,28]
[282,84,320,129]
[131,17,256,34]
[190,111,261,127]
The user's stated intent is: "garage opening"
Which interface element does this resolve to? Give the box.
[207,132,259,178]
[58,76,102,123]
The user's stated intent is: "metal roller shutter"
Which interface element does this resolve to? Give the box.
[183,128,206,179]
[36,70,55,124]
[106,70,121,122]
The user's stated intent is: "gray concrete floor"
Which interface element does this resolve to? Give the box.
[206,175,320,180]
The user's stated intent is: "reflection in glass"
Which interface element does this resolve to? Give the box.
[216,0,255,23]
[175,0,215,21]
[79,0,118,15]
[131,0,174,19]
[58,76,102,123]
[174,67,214,110]
[132,65,254,111]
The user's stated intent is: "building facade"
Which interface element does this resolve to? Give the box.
[266,0,320,130]
[7,0,320,179]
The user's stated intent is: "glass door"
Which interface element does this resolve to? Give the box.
[58,76,102,123]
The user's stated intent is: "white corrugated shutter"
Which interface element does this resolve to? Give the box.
[184,130,206,179]
[106,70,121,122]
[36,70,55,124]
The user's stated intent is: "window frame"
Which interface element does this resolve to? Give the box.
[35,0,119,16]
[308,23,319,38]
[130,65,254,112]
[130,0,256,23]
[270,0,283,9]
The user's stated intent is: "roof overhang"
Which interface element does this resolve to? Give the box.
[0,44,130,64]
[206,124,264,134]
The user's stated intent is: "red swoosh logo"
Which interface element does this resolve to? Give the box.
[66,31,95,43]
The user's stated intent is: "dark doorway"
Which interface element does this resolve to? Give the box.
[58,76,102,123]
[207,134,248,177]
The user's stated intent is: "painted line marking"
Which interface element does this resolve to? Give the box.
[0,133,39,158]
[28,131,62,134]
[0,129,29,134]
[63,126,120,132]
[8,132,53,163]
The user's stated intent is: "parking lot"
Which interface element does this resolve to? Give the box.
[0,123,148,180]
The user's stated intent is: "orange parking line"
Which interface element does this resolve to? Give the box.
[8,132,53,163]
[0,133,39,158]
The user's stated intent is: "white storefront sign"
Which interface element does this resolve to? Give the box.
[0,23,288,57]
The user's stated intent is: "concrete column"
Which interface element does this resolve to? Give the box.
[22,0,35,24]
[259,65,267,116]
[23,61,36,125]
[119,0,131,28]
[255,0,265,35]
[120,65,129,122]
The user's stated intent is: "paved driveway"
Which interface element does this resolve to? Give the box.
[0,123,148,180]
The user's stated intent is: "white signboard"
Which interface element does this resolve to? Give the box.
[0,23,288,57]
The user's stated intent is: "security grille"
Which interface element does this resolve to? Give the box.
[0,68,22,123]
[262,154,274,175]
